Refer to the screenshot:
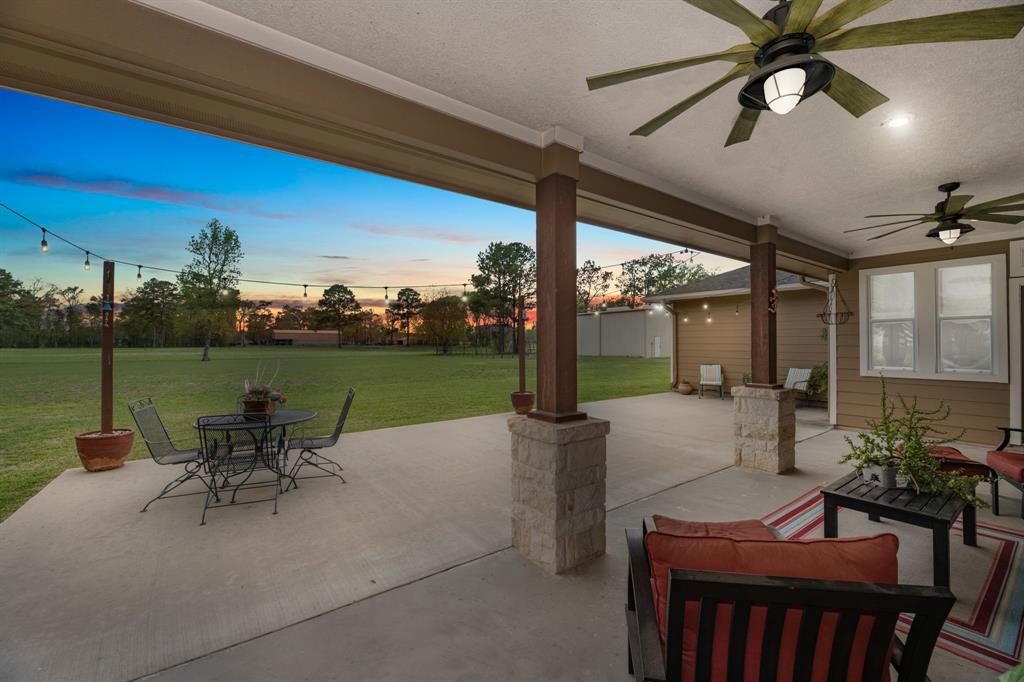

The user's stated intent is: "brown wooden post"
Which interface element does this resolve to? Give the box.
[750,225,779,387]
[531,145,585,422]
[101,260,115,434]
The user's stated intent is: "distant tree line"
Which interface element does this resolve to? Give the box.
[1,217,715,356]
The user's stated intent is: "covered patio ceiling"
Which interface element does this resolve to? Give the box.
[142,0,1024,259]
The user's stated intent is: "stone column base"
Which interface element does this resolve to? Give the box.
[732,385,796,474]
[508,415,610,574]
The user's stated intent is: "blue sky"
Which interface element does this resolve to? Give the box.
[0,87,739,309]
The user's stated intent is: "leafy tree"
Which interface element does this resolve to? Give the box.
[318,284,361,348]
[57,286,85,346]
[471,241,536,354]
[419,294,468,354]
[120,279,180,347]
[617,253,716,306]
[576,259,613,313]
[274,304,310,330]
[239,300,274,345]
[177,218,244,361]
[388,287,423,345]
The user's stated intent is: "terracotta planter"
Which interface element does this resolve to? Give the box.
[75,429,135,472]
[510,391,535,415]
[243,399,279,415]
[678,384,694,395]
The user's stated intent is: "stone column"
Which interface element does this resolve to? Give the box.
[509,415,610,573]
[732,385,796,473]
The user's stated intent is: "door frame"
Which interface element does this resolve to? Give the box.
[1010,276,1022,444]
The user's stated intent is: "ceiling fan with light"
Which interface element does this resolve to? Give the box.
[585,0,1024,146]
[843,182,1024,245]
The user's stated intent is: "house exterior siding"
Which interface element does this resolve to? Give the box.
[672,289,828,392]
[835,240,1012,446]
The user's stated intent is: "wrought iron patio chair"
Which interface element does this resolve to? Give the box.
[196,413,283,525]
[285,388,355,491]
[129,397,207,512]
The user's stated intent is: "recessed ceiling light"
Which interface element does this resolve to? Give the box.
[882,114,915,128]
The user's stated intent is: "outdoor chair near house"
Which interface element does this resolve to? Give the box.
[197,413,281,525]
[129,397,206,513]
[784,367,812,401]
[698,364,724,400]
[626,515,954,682]
[987,426,1024,519]
[285,387,355,492]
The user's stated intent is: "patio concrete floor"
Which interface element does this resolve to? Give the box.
[0,392,1017,681]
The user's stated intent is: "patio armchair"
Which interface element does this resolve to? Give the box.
[196,413,281,525]
[626,516,954,681]
[987,427,1024,518]
[783,367,812,403]
[698,364,724,400]
[285,387,355,492]
[129,397,206,513]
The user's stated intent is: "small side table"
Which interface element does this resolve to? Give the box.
[822,472,976,588]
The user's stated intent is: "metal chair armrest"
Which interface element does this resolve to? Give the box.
[996,427,1024,451]
[626,527,667,682]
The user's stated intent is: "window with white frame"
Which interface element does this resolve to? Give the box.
[859,254,1007,383]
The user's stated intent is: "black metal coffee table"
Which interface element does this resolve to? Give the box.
[822,472,976,588]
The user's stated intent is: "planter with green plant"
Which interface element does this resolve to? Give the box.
[741,372,752,386]
[678,378,693,395]
[242,363,287,415]
[841,378,985,506]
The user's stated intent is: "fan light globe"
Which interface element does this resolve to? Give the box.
[764,68,805,115]
[938,227,961,245]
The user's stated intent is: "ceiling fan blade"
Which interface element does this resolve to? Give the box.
[975,202,1024,213]
[631,63,753,137]
[843,218,930,233]
[783,0,824,33]
[823,64,889,117]
[586,44,756,90]
[681,0,779,44]
[970,213,1024,225]
[816,5,1024,52]
[867,221,928,241]
[964,192,1024,213]
[724,107,761,147]
[807,0,892,38]
[864,213,929,218]
[943,194,974,214]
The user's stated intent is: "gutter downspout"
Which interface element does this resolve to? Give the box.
[665,302,678,389]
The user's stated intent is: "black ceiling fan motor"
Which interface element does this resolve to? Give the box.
[762,0,792,28]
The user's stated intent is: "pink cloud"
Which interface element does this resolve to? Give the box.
[349,222,486,245]
[9,170,299,221]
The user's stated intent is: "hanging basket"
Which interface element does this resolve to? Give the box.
[818,280,853,326]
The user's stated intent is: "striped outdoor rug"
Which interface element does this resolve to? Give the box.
[762,486,1024,673]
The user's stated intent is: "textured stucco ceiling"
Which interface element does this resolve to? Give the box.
[194,0,1024,256]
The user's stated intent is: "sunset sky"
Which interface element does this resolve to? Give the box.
[0,87,742,310]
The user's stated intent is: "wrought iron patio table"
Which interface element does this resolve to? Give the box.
[192,409,316,522]
[822,471,976,588]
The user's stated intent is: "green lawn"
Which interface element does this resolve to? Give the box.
[0,346,669,520]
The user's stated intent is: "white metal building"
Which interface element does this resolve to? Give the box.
[577,306,673,358]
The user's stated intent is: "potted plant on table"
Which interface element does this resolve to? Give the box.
[841,378,985,506]
[242,363,287,415]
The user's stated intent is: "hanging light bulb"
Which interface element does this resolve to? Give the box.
[136,265,143,282]
[303,284,308,299]
[683,316,689,323]
[83,251,91,271]
[702,302,709,310]
[735,305,740,316]
[40,228,48,253]
[461,283,468,303]
[706,311,712,323]
[384,286,389,302]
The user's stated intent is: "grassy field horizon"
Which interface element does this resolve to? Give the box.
[0,346,670,521]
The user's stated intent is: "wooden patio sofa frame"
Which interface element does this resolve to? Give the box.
[625,517,954,682]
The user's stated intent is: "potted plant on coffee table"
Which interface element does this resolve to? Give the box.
[841,378,985,506]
